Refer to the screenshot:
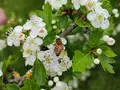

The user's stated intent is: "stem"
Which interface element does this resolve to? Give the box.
[60,22,77,37]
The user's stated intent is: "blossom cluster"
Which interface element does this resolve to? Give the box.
[49,71,91,90]
[37,44,72,77]
[45,0,110,30]
[6,15,72,77]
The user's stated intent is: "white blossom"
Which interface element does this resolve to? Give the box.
[45,0,67,10]
[37,44,72,77]
[87,7,110,29]
[7,26,25,46]
[25,54,36,66]
[23,15,47,38]
[23,36,43,65]
[72,0,90,10]
[14,26,23,34]
[30,27,48,38]
[86,0,99,11]
[23,15,45,30]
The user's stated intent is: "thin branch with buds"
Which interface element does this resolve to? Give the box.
[60,23,77,37]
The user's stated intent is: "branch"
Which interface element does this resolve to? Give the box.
[60,22,77,37]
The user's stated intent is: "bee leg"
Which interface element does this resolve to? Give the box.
[8,78,18,83]
[17,76,26,87]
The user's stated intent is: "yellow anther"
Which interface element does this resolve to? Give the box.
[26,72,32,79]
[13,73,20,78]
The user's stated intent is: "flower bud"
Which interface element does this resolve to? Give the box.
[107,37,115,46]
[52,20,56,24]
[115,13,119,18]
[112,9,118,14]
[53,76,59,83]
[48,80,53,86]
[96,48,102,55]
[57,71,62,76]
[53,25,57,29]
[102,35,109,42]
[94,58,100,65]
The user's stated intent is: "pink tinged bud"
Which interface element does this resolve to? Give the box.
[39,29,44,33]
[0,8,7,26]
[107,38,115,46]
[18,33,25,40]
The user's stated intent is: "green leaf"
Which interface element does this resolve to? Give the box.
[2,55,19,73]
[100,46,117,57]
[43,31,56,45]
[6,84,19,90]
[32,60,46,85]
[0,77,5,90]
[101,0,112,13]
[57,15,71,29]
[75,19,90,28]
[72,50,92,72]
[99,55,115,74]
[88,29,103,48]
[20,79,40,90]
[34,86,41,90]
[2,56,12,73]
[36,2,52,32]
[0,62,4,69]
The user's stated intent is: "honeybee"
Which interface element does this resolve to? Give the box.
[54,38,64,56]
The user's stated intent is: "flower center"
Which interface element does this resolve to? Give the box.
[97,14,104,22]
[29,39,34,44]
[45,56,51,64]
[26,49,32,54]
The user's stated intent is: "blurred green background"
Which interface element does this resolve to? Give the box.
[0,0,120,90]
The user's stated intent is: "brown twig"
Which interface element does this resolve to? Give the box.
[60,23,77,37]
